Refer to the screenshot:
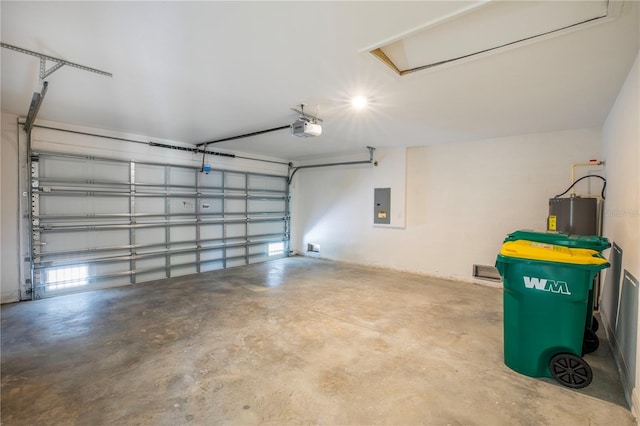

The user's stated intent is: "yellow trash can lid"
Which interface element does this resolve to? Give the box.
[500,240,609,265]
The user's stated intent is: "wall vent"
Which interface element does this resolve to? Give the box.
[473,264,501,282]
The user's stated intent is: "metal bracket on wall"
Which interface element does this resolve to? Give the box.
[1,42,113,81]
[1,42,113,134]
[23,82,48,134]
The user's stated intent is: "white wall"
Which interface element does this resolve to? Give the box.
[291,127,602,283]
[600,50,640,416]
[1,112,21,303]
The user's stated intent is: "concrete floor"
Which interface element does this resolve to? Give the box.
[1,256,634,425]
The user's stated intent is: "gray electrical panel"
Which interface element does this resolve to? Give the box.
[374,188,391,224]
[548,197,598,235]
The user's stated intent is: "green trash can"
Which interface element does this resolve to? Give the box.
[496,240,610,388]
[503,230,610,251]
[504,230,610,352]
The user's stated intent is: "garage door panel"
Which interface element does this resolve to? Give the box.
[40,196,129,216]
[226,247,245,258]
[249,243,267,255]
[136,165,165,183]
[40,157,128,181]
[170,226,196,242]
[200,224,223,240]
[93,261,131,276]
[248,199,286,213]
[135,270,168,281]
[169,197,196,216]
[30,151,288,299]
[201,260,224,273]
[40,157,87,179]
[200,248,224,261]
[136,228,166,246]
[40,249,132,265]
[172,265,197,276]
[226,258,246,268]
[40,230,130,253]
[169,167,196,186]
[248,221,285,236]
[225,199,246,214]
[135,197,166,215]
[198,198,223,214]
[40,196,88,216]
[136,257,166,272]
[91,161,129,181]
[199,170,223,188]
[248,175,287,192]
[249,254,270,264]
[171,253,196,266]
[225,224,245,238]
[92,196,130,214]
[224,172,246,189]
[85,275,131,289]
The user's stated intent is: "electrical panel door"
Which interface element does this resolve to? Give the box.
[374,188,391,224]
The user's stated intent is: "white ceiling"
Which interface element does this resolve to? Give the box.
[379,1,610,71]
[1,1,638,161]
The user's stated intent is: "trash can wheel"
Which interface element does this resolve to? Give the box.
[549,353,592,389]
[591,316,599,332]
[582,328,599,355]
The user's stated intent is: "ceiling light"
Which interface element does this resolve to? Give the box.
[351,96,368,109]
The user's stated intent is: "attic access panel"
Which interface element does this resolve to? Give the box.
[370,0,613,76]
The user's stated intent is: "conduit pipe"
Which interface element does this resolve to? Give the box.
[287,146,376,184]
[570,160,604,196]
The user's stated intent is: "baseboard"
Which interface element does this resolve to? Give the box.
[295,252,504,289]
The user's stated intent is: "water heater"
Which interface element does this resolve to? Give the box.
[548,196,598,235]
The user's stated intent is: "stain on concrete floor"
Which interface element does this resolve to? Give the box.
[1,257,634,425]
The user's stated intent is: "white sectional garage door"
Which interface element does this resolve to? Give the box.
[30,151,289,298]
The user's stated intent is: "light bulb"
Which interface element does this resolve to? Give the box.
[351,96,368,109]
